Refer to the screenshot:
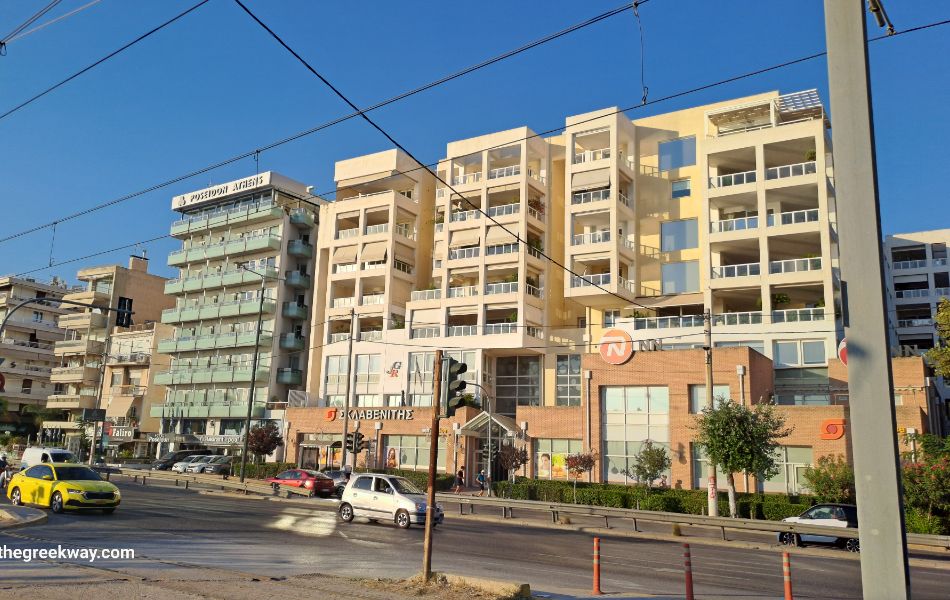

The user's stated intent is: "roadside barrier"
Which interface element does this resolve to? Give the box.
[683,543,694,600]
[783,551,793,600]
[592,536,602,595]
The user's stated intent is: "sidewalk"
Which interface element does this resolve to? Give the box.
[0,505,47,530]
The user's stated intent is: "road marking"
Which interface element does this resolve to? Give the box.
[267,510,337,537]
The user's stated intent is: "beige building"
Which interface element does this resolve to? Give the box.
[45,256,171,453]
[884,228,950,349]
[0,276,77,438]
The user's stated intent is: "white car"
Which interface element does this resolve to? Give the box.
[778,503,859,552]
[338,473,443,529]
[184,455,219,473]
[171,455,211,473]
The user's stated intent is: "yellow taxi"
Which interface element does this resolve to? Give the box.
[7,463,121,514]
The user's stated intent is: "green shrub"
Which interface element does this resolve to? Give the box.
[762,502,810,521]
[597,487,627,508]
[905,508,947,535]
[236,461,297,480]
[641,494,682,513]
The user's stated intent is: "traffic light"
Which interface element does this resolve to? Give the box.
[480,442,499,463]
[445,358,472,417]
[345,432,356,454]
[350,431,368,454]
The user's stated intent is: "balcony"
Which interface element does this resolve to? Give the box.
[448,247,480,261]
[766,161,817,181]
[0,338,55,355]
[712,263,761,278]
[334,263,359,275]
[162,298,276,324]
[574,148,610,164]
[767,209,820,227]
[50,365,99,384]
[711,215,758,234]
[47,392,98,410]
[57,312,108,330]
[394,224,416,240]
[290,208,315,228]
[337,227,360,240]
[447,325,478,337]
[769,257,822,275]
[451,172,482,185]
[288,239,314,258]
[486,243,519,258]
[359,330,382,342]
[152,366,270,386]
[447,285,478,299]
[61,288,110,306]
[892,259,931,270]
[485,282,518,295]
[633,315,704,330]
[170,200,282,237]
[107,352,150,365]
[331,296,355,309]
[411,326,440,339]
[488,165,520,180]
[897,318,933,328]
[484,323,517,335]
[712,311,763,326]
[410,289,441,302]
[361,294,385,306]
[158,330,273,353]
[450,209,481,223]
[526,283,542,298]
[285,271,311,289]
[572,231,610,246]
[771,308,825,323]
[282,301,308,319]
[571,189,610,205]
[276,368,303,385]
[571,273,611,288]
[709,170,756,189]
[54,338,105,356]
[113,385,146,398]
[487,203,520,218]
[364,224,390,236]
[279,334,306,351]
[328,332,350,344]
[150,401,266,419]
[169,233,282,266]
[895,289,930,299]
[164,266,279,295]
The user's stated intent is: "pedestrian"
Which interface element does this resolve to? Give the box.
[659,474,669,488]
[476,469,487,497]
[0,454,9,490]
[453,466,465,494]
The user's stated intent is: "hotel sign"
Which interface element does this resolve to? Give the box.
[172,173,272,210]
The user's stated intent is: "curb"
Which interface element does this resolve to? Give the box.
[437,572,531,599]
[0,506,48,531]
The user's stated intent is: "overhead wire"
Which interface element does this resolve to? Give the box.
[0,0,62,51]
[3,0,102,46]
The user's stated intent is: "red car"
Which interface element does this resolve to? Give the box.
[266,469,334,497]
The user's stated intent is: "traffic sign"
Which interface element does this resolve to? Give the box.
[837,338,847,366]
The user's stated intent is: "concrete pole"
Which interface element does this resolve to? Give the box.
[824,2,910,597]
[703,310,718,517]
[341,307,355,469]
[422,349,443,581]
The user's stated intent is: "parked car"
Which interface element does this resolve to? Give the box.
[7,463,120,514]
[194,455,232,475]
[152,450,208,471]
[339,473,443,529]
[172,455,212,473]
[778,503,859,552]
[322,469,351,497]
[19,447,78,470]
[265,469,335,497]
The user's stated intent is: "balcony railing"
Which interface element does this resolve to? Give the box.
[359,330,383,342]
[574,148,610,163]
[709,170,756,188]
[713,262,761,278]
[572,231,610,246]
[336,227,360,240]
[1,338,55,352]
[448,247,480,260]
[712,311,763,326]
[527,205,544,221]
[526,284,542,298]
[331,297,355,308]
[772,308,825,323]
[769,257,822,275]
[527,246,544,260]
[527,168,546,184]
[897,318,933,328]
[451,172,482,185]
[328,332,350,343]
[711,215,758,233]
[485,282,518,295]
[394,223,416,240]
[364,223,389,235]
[892,259,929,270]
[447,285,478,298]
[526,326,544,339]
[934,287,950,297]
[410,289,442,302]
[450,209,481,223]
[334,263,359,274]
[571,189,610,205]
[633,315,704,330]
[766,160,817,181]
[393,260,414,275]
[618,191,631,208]
[411,326,441,339]
[361,294,385,305]
[571,273,610,287]
[767,209,820,227]
[484,323,517,335]
[486,243,518,256]
[488,165,520,179]
[895,289,930,299]
[447,325,478,337]
[487,203,520,217]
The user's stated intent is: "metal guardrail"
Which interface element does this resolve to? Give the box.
[434,494,950,550]
[115,468,313,498]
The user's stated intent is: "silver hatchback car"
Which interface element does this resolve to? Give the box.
[338,473,443,529]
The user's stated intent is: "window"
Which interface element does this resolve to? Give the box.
[325,395,345,407]
[408,352,435,406]
[32,310,43,322]
[219,419,245,435]
[659,136,696,171]
[660,219,698,252]
[661,261,699,294]
[688,384,731,414]
[355,354,381,384]
[760,446,813,494]
[773,340,827,367]
[534,439,582,480]
[691,444,727,491]
[602,386,671,484]
[324,356,349,389]
[773,341,799,367]
[386,394,403,407]
[577,316,587,328]
[382,435,445,471]
[603,310,620,328]
[802,341,826,365]
[496,356,541,415]
[20,379,32,394]
[714,340,765,355]
[671,178,691,199]
[356,394,382,407]
[26,465,53,479]
[352,476,373,491]
[555,355,581,406]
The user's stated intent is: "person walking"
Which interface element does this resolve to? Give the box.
[476,469,487,497]
[453,466,465,494]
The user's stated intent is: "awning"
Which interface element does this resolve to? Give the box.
[106,395,136,418]
[394,244,415,265]
[571,169,610,191]
[433,241,445,260]
[361,241,388,262]
[486,226,517,246]
[449,229,480,248]
[332,245,358,264]
[459,411,522,437]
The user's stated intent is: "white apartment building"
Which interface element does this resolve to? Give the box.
[884,228,950,349]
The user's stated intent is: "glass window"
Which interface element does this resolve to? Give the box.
[495,356,541,415]
[356,394,382,407]
[659,136,696,171]
[352,476,373,491]
[601,386,671,484]
[671,178,691,199]
[382,434,445,472]
[715,340,766,355]
[773,341,800,367]
[761,446,813,494]
[661,219,698,252]
[661,261,699,294]
[603,310,620,328]
[534,438,582,480]
[688,384,732,413]
[690,444,728,491]
[802,340,826,365]
[555,354,581,407]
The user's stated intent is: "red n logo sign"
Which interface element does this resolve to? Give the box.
[599,329,634,365]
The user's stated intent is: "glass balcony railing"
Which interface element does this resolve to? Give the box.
[447,285,478,298]
[336,227,360,240]
[712,311,763,326]
[484,323,517,335]
[769,257,822,275]
[767,209,820,227]
[571,273,610,288]
[571,188,610,205]
[448,247,480,260]
[711,215,758,233]
[633,315,704,330]
[331,297,355,308]
[287,239,314,258]
[411,326,440,339]
[488,165,520,179]
[410,289,441,302]
[897,318,933,328]
[451,172,482,185]
[709,170,756,188]
[328,332,350,344]
[276,368,302,385]
[485,282,518,295]
[772,308,825,323]
[487,203,520,217]
[450,209,481,223]
[361,294,385,306]
[895,289,930,299]
[766,160,817,180]
[447,325,478,337]
[892,259,929,270]
[364,224,389,236]
[712,263,760,278]
[572,231,610,246]
[284,271,311,288]
[282,302,308,319]
[573,148,610,164]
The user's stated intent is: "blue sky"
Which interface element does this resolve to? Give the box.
[1,0,947,282]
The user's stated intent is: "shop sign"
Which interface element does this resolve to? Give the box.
[599,328,634,365]
[109,426,136,440]
[819,418,846,440]
[325,407,414,422]
[196,434,244,446]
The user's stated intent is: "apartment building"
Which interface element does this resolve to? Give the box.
[152,172,320,456]
[0,276,76,437]
[884,228,950,349]
[44,257,171,453]
[285,89,863,491]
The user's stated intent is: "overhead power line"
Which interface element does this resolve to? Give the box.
[0,0,62,50]
[3,0,103,46]
[0,0,641,245]
[0,0,211,122]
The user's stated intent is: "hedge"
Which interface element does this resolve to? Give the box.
[905,508,947,535]
[361,468,456,492]
[492,478,815,522]
[235,462,297,480]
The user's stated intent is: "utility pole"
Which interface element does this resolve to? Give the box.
[239,274,267,483]
[824,2,909,597]
[341,307,355,469]
[422,349,443,582]
[703,309,718,517]
[88,331,112,466]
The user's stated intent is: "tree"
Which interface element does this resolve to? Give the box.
[694,399,792,517]
[902,457,950,519]
[497,444,528,494]
[926,298,950,378]
[624,440,672,489]
[247,421,284,463]
[802,454,855,503]
[565,451,597,503]
[20,405,66,433]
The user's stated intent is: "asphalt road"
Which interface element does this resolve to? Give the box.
[1,479,946,599]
